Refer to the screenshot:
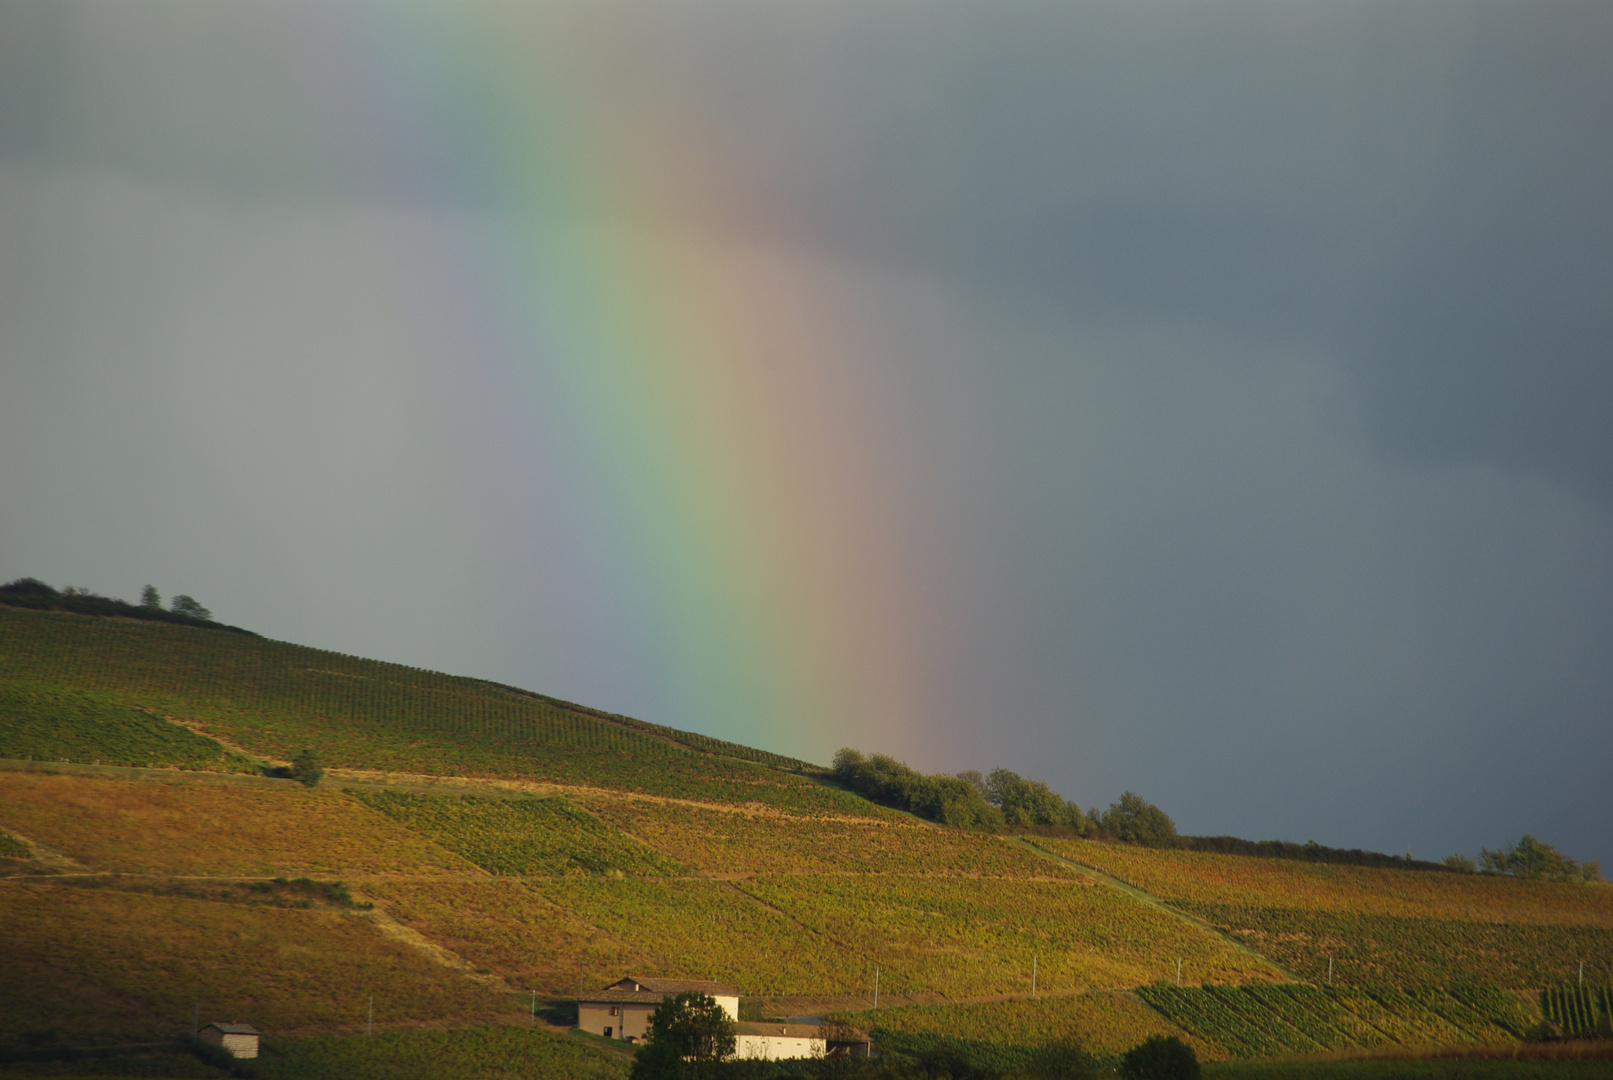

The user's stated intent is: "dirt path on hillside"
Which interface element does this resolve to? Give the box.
[1007,836,1303,981]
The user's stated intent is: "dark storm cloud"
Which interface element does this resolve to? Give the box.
[615,0,1613,500]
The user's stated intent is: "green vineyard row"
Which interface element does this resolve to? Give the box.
[1135,984,1533,1058]
[1541,985,1613,1039]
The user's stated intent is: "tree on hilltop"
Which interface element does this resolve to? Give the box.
[1479,835,1601,882]
[169,594,212,621]
[140,585,161,609]
[985,767,1089,831]
[1100,792,1180,848]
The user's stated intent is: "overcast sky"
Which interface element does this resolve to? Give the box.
[2,0,1609,866]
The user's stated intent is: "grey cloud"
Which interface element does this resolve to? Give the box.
[2,0,1610,863]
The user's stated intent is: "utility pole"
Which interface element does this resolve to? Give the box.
[368,995,374,1036]
[531,990,536,1026]
[1032,956,1037,999]
[1580,961,1584,987]
[1176,959,1181,987]
[1328,957,1333,985]
[874,966,880,1009]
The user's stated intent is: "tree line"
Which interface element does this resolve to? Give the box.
[829,747,1180,845]
[829,747,1602,879]
[0,577,247,634]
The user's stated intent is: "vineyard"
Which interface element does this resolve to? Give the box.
[0,681,259,774]
[1179,901,1613,989]
[735,874,1284,997]
[530,877,863,995]
[0,879,516,1038]
[0,606,855,813]
[1541,985,1613,1039]
[1135,984,1533,1058]
[834,991,1219,1061]
[1033,837,1613,928]
[0,771,476,877]
[348,790,682,877]
[5,604,1612,1075]
[255,1027,629,1080]
[577,798,1053,878]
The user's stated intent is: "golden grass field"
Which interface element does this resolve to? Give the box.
[578,796,1069,878]
[0,879,515,1037]
[739,873,1285,997]
[1037,837,1613,927]
[0,770,479,877]
[838,991,1223,1060]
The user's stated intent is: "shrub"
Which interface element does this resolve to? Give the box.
[290,749,323,787]
[1118,1036,1198,1080]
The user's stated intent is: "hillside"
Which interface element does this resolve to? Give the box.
[3,605,1611,1079]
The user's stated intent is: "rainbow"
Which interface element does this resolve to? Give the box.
[279,6,928,759]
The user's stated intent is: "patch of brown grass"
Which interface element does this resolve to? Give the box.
[1040,838,1613,927]
[0,880,516,1038]
[578,797,1068,878]
[0,771,477,877]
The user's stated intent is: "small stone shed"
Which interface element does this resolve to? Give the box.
[198,1023,260,1059]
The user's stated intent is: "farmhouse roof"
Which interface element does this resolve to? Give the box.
[202,1023,260,1036]
[603,977,739,997]
[582,990,677,1005]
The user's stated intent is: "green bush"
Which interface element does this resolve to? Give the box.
[1119,1036,1198,1080]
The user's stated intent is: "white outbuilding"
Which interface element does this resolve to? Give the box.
[198,1023,260,1059]
[734,1022,827,1060]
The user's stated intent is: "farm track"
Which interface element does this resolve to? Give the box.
[1009,836,1304,982]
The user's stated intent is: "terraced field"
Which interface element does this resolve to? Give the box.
[532,877,863,995]
[1135,984,1533,1057]
[1035,838,1613,988]
[1038,838,1613,927]
[739,874,1284,996]
[0,607,849,812]
[0,770,477,877]
[0,681,259,773]
[0,879,515,1037]
[580,797,1055,877]
[835,991,1221,1063]
[349,791,682,877]
[3,605,1603,1075]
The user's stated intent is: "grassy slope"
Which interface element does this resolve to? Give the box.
[1037,837,1613,988]
[0,607,855,812]
[2,606,1605,1075]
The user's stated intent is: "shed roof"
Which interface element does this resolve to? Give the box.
[736,1023,824,1039]
[202,1023,260,1036]
[603,977,739,997]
